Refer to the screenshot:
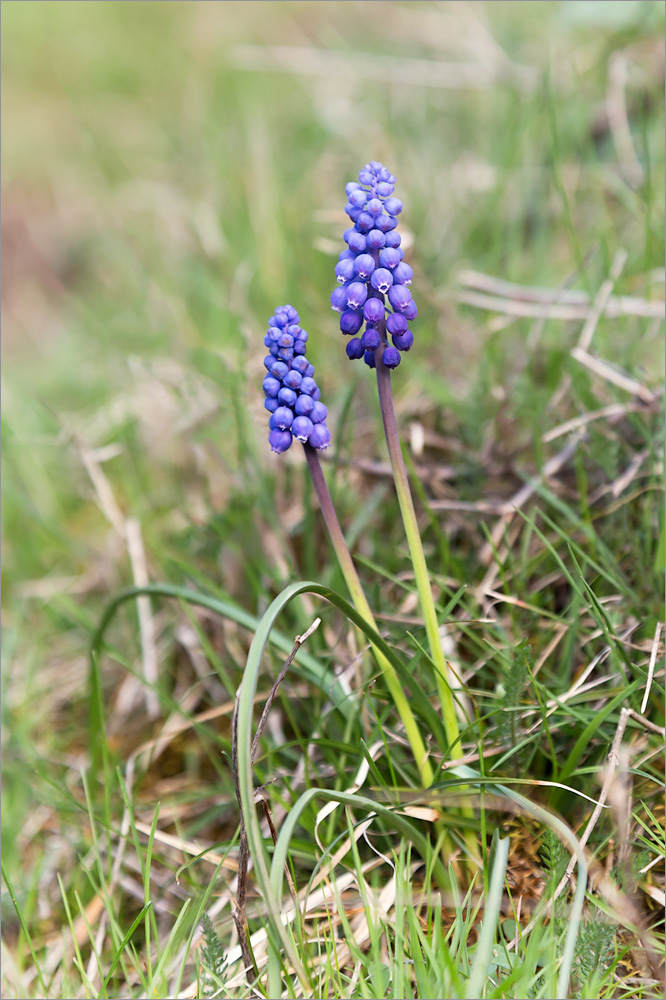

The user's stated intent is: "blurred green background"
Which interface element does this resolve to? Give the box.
[3,0,663,577]
[1,2,664,993]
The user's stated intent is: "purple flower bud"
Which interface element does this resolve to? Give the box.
[292,415,314,442]
[348,188,367,208]
[402,299,418,320]
[358,170,374,185]
[282,369,302,390]
[384,198,403,216]
[340,310,364,335]
[273,406,294,430]
[382,346,401,368]
[363,350,377,369]
[347,230,367,253]
[338,248,355,261]
[299,377,318,396]
[293,340,307,355]
[356,211,374,233]
[392,262,413,286]
[287,324,302,338]
[375,214,398,233]
[310,401,328,424]
[278,387,297,406]
[291,356,310,374]
[304,363,315,377]
[269,361,289,379]
[269,342,280,357]
[263,334,273,348]
[273,312,289,328]
[277,347,294,361]
[378,167,392,182]
[366,228,386,249]
[345,203,361,220]
[392,329,414,351]
[366,198,383,217]
[346,181,363,195]
[264,355,275,370]
[345,281,368,310]
[346,337,364,360]
[385,231,401,248]
[278,332,294,348]
[371,268,393,293]
[388,285,412,313]
[363,297,385,323]
[379,248,401,270]
[264,396,279,412]
[335,259,355,283]
[386,312,408,335]
[269,429,293,453]
[263,376,281,397]
[377,215,398,233]
[330,286,348,312]
[377,182,394,197]
[295,394,315,416]
[361,328,381,351]
[308,423,331,450]
[353,254,375,279]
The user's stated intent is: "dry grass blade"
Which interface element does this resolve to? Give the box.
[541,401,652,443]
[641,621,662,714]
[570,346,656,403]
[454,258,663,319]
[607,50,645,188]
[450,289,664,320]
[125,517,160,719]
[229,44,535,91]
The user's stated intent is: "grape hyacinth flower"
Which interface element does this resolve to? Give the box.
[332,161,416,370]
[334,162,469,794]
[262,305,331,454]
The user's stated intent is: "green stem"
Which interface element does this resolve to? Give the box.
[303,443,433,787]
[375,361,463,756]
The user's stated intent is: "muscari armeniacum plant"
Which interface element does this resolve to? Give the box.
[262,303,433,785]
[332,161,463,758]
[262,162,468,794]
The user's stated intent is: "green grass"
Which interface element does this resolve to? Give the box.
[2,1,664,997]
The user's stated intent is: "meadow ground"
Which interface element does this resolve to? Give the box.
[1,2,664,998]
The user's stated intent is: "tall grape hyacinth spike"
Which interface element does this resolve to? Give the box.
[337,161,478,864]
[331,161,416,370]
[262,304,331,453]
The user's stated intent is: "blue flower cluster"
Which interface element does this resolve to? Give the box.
[262,304,331,454]
[331,161,417,370]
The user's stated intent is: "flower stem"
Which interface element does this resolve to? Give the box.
[303,443,433,788]
[375,360,481,866]
[375,360,463,756]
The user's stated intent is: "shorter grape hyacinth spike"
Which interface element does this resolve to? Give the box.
[332,161,416,370]
[262,305,331,454]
